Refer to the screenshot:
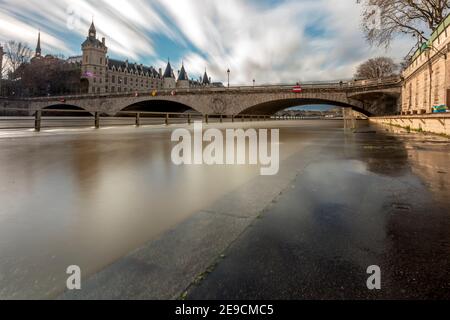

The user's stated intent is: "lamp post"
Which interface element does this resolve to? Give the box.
[253,79,255,88]
[227,69,230,88]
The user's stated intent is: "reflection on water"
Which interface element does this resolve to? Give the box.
[0,120,449,299]
[0,122,323,299]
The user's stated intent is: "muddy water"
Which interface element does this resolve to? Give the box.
[0,120,449,299]
[0,121,330,299]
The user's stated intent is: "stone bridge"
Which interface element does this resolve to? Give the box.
[1,78,402,117]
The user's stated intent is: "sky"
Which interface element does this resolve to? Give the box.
[0,0,415,85]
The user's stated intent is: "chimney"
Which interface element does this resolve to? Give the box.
[159,68,162,76]
[102,37,105,46]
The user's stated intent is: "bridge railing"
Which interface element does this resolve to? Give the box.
[0,107,306,131]
[2,76,402,102]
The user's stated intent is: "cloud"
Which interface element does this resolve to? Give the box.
[0,0,414,84]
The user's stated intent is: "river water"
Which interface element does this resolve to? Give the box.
[0,120,449,299]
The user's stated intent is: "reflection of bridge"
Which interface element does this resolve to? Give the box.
[1,77,402,117]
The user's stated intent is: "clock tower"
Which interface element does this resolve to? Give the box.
[81,21,108,94]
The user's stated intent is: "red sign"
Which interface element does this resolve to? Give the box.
[292,85,302,93]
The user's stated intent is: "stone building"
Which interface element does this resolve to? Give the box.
[402,15,450,114]
[81,21,210,94]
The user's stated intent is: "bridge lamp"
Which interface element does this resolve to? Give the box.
[253,79,255,88]
[227,69,230,88]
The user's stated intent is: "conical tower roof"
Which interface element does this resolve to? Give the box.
[163,60,175,78]
[178,63,188,81]
[202,69,210,85]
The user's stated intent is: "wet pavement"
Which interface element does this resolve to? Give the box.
[187,123,450,300]
[0,120,449,299]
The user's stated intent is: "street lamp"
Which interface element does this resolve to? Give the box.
[253,79,255,88]
[227,69,230,88]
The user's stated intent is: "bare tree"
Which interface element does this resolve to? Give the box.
[359,0,450,47]
[354,57,399,79]
[3,41,32,79]
[0,49,5,79]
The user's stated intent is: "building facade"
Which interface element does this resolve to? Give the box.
[402,15,450,114]
[81,22,212,94]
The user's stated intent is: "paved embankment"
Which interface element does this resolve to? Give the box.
[370,114,450,136]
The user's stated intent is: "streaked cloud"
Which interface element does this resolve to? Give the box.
[0,0,414,84]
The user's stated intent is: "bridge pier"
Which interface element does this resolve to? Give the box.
[135,113,140,127]
[95,112,100,129]
[34,110,41,132]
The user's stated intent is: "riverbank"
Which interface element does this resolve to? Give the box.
[186,123,450,300]
[370,114,450,137]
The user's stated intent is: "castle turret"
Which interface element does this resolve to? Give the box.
[163,60,176,89]
[177,62,189,88]
[202,69,211,86]
[81,20,108,94]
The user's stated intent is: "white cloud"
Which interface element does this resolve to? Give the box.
[0,0,415,84]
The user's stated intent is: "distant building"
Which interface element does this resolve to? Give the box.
[17,31,82,96]
[80,21,212,94]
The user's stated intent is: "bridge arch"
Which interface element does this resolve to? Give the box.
[117,98,201,116]
[237,98,372,117]
[42,104,92,116]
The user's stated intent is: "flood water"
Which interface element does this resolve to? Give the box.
[0,120,449,299]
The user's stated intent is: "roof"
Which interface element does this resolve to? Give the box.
[163,61,175,78]
[82,37,104,48]
[89,21,96,35]
[202,71,210,84]
[178,64,188,81]
[108,58,159,77]
[410,13,450,62]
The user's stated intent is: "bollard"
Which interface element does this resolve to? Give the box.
[34,110,41,132]
[205,114,209,124]
[188,113,192,125]
[135,113,140,127]
[220,114,223,123]
[232,115,235,123]
[165,113,169,126]
[95,112,100,129]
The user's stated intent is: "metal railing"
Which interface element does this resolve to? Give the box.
[0,108,307,131]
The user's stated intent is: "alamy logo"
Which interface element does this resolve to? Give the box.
[66,265,81,290]
[171,122,280,176]
[366,265,381,290]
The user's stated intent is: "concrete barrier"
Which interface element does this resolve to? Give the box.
[370,114,450,136]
